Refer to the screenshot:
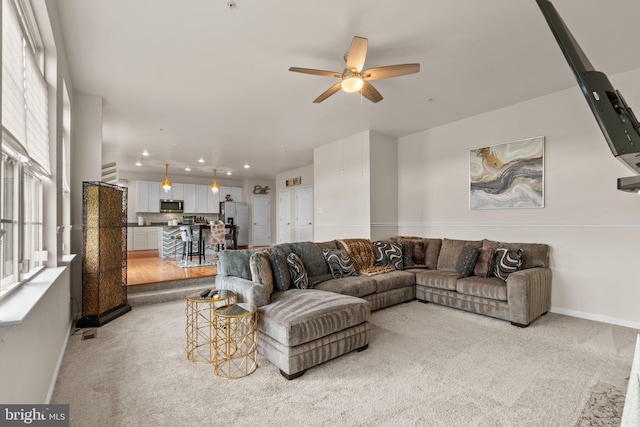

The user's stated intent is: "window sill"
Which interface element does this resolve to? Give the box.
[0,266,69,328]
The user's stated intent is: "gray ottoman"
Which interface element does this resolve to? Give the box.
[258,289,371,379]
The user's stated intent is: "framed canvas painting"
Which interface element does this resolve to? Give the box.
[469,136,544,209]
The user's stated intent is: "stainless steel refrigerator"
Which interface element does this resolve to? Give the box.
[219,201,249,247]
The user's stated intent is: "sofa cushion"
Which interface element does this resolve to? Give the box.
[473,247,496,278]
[455,245,480,278]
[322,249,357,279]
[258,289,371,347]
[218,249,263,280]
[373,241,403,270]
[391,236,442,269]
[396,237,425,265]
[269,245,293,291]
[250,250,274,296]
[289,242,332,278]
[494,248,523,280]
[370,270,415,293]
[415,270,459,291]
[482,239,549,269]
[456,276,507,301]
[437,238,483,271]
[400,241,415,268]
[287,253,309,289]
[313,276,377,298]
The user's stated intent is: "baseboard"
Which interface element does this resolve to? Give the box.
[46,319,74,404]
[550,307,640,330]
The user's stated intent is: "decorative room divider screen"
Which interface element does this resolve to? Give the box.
[77,181,131,327]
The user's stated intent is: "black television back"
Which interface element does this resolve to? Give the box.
[536,0,640,176]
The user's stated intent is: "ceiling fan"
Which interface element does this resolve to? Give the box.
[289,36,420,104]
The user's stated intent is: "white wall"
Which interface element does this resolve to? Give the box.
[398,67,640,328]
[0,268,71,403]
[370,131,399,240]
[70,91,103,304]
[314,131,371,241]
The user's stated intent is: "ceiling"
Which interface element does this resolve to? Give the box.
[54,0,640,181]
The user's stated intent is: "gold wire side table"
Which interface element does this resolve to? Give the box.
[185,289,237,364]
[213,303,259,379]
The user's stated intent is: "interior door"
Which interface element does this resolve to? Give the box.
[252,195,271,246]
[295,185,313,242]
[279,189,292,243]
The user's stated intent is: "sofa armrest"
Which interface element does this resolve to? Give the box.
[506,267,552,326]
[216,276,270,307]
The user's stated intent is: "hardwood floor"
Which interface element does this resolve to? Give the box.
[127,250,217,286]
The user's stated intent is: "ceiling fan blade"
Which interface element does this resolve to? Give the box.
[360,81,383,103]
[362,64,420,81]
[289,67,342,78]
[313,82,343,103]
[346,36,368,72]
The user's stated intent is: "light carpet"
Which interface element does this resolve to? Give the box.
[51,300,638,426]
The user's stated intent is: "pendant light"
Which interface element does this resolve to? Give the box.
[162,163,172,192]
[210,168,220,194]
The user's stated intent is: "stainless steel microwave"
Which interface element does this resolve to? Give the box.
[160,199,184,213]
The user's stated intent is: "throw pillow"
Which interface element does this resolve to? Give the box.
[400,241,415,268]
[455,245,480,278]
[322,249,358,279]
[494,247,524,280]
[287,253,309,289]
[373,241,404,270]
[249,251,274,295]
[473,247,496,278]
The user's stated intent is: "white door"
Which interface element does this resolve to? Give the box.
[295,185,313,242]
[279,189,292,243]
[252,195,271,246]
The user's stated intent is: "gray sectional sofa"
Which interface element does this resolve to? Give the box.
[216,237,552,379]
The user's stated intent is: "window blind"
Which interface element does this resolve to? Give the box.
[1,0,50,174]
[2,0,26,144]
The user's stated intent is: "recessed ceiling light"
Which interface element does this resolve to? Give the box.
[198,157,205,163]
[244,164,250,169]
[135,160,142,166]
[185,167,191,171]
[142,150,149,156]
[226,171,232,175]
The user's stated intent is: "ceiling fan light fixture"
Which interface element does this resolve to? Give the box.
[341,75,363,93]
[162,163,172,193]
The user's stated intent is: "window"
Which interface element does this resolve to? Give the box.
[1,0,49,298]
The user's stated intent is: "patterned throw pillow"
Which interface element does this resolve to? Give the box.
[455,245,480,278]
[323,249,357,279]
[473,247,496,278]
[400,241,415,268]
[287,253,309,289]
[249,250,274,295]
[494,247,524,280]
[373,241,404,270]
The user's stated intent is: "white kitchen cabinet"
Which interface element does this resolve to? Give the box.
[162,182,184,201]
[127,227,134,251]
[135,180,161,212]
[131,226,159,251]
[195,185,209,213]
[208,189,220,213]
[220,186,243,203]
[183,184,196,213]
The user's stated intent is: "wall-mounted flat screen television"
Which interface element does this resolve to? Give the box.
[536,0,640,179]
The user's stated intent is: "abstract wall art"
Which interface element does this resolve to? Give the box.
[470,136,544,209]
